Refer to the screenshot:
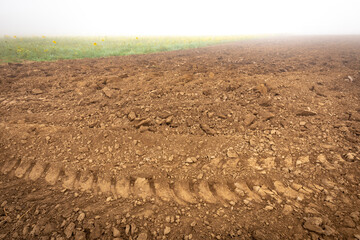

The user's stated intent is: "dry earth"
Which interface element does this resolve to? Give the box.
[0,36,360,240]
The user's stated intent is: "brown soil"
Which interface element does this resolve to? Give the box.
[0,36,360,240]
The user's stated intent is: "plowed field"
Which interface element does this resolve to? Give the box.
[0,36,359,239]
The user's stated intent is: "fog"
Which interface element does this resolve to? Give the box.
[1,0,360,36]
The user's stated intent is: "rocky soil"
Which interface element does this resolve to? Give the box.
[0,36,360,239]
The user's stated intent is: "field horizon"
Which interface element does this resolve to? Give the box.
[0,35,256,63]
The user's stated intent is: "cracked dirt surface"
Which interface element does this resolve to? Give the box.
[0,36,360,239]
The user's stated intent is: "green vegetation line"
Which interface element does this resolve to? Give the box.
[0,35,253,63]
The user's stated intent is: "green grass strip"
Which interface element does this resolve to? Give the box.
[0,35,254,63]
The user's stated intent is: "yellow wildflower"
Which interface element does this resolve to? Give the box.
[53,40,56,44]
[93,42,97,46]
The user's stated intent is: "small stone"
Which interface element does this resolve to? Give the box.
[244,114,256,126]
[131,223,137,235]
[350,211,359,222]
[64,222,75,239]
[43,223,55,234]
[200,123,216,135]
[226,148,238,158]
[32,88,43,95]
[354,234,360,240]
[165,116,173,124]
[283,155,293,168]
[190,221,196,227]
[249,138,257,146]
[164,226,171,235]
[185,157,197,163]
[264,205,274,211]
[135,118,152,128]
[30,225,41,236]
[348,76,354,82]
[343,216,356,228]
[1,201,7,207]
[259,111,275,121]
[303,217,323,234]
[344,153,356,162]
[113,227,121,237]
[128,112,136,121]
[165,216,171,223]
[137,232,148,240]
[12,232,18,239]
[252,229,267,240]
[135,149,144,156]
[316,154,327,163]
[320,144,335,150]
[139,126,149,132]
[296,110,317,116]
[304,206,319,215]
[89,223,101,239]
[283,205,293,215]
[22,225,29,236]
[310,86,327,97]
[77,212,85,222]
[259,97,272,107]
[125,224,130,235]
[323,225,337,236]
[102,86,116,98]
[296,156,310,166]
[299,121,306,126]
[74,230,86,240]
[255,83,268,95]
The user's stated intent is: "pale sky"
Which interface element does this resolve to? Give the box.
[0,0,360,36]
